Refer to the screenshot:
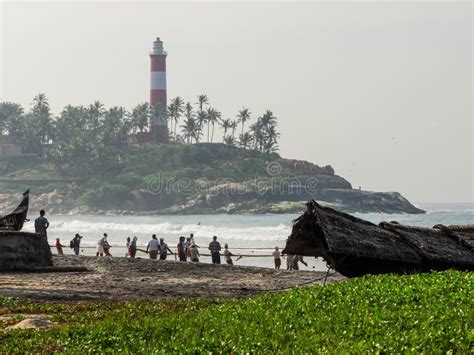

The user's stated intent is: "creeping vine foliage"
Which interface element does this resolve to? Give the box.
[0,270,472,353]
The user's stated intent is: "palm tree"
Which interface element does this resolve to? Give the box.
[85,101,105,136]
[238,132,252,149]
[223,135,235,146]
[102,106,130,147]
[32,93,49,114]
[260,110,277,129]
[230,120,238,139]
[212,109,222,143]
[29,93,52,148]
[206,107,221,143]
[168,97,184,140]
[196,94,209,113]
[192,126,203,143]
[237,108,251,135]
[131,103,150,133]
[250,120,264,152]
[182,102,199,143]
[184,102,194,120]
[195,110,207,141]
[264,124,280,154]
[220,119,232,140]
[181,116,198,144]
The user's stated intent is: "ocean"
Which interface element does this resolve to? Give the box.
[24,203,473,271]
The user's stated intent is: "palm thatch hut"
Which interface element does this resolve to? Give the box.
[283,200,474,277]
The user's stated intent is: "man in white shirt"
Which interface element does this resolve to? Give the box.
[147,234,160,260]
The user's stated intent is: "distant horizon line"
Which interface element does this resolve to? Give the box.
[415,201,474,207]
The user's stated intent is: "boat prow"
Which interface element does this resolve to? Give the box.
[0,189,30,231]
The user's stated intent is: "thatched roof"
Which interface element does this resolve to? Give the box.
[379,222,474,267]
[283,200,474,277]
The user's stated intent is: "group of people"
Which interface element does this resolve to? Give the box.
[272,247,307,270]
[53,234,83,256]
[36,209,308,270]
[139,234,237,265]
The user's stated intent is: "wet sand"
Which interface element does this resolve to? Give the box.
[0,255,345,301]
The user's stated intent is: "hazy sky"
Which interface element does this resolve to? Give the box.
[1,1,472,203]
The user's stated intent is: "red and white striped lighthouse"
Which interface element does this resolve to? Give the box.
[149,37,168,142]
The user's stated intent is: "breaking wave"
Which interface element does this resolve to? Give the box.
[40,219,291,246]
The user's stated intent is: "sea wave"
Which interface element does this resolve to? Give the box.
[45,220,291,242]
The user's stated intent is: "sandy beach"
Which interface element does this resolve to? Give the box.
[0,255,345,301]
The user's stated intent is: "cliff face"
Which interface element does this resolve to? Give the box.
[0,231,53,270]
[317,189,424,214]
[154,184,424,215]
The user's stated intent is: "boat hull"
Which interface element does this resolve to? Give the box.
[283,200,474,277]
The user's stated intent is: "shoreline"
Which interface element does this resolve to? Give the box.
[28,201,425,216]
[0,255,345,301]
[45,246,330,271]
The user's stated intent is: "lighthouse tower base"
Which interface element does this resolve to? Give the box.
[151,126,169,143]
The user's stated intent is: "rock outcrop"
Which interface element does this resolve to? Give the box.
[0,153,424,215]
[6,317,56,330]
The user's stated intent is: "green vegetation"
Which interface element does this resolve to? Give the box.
[0,93,279,179]
[1,271,472,353]
[0,94,289,210]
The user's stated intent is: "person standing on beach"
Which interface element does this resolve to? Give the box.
[158,238,173,260]
[223,243,235,265]
[273,247,281,269]
[189,241,200,262]
[103,237,112,256]
[292,255,308,270]
[125,237,131,257]
[55,238,64,255]
[184,236,192,260]
[147,234,159,260]
[177,236,187,262]
[189,233,200,248]
[209,236,222,264]
[286,254,294,270]
[34,209,49,237]
[71,234,82,256]
[96,233,108,257]
[129,236,137,258]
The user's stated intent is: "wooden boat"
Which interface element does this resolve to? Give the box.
[0,190,54,271]
[283,200,474,277]
[0,190,29,231]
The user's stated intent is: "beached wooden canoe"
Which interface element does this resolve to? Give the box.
[0,231,53,271]
[283,200,474,277]
[0,190,54,271]
[0,189,29,231]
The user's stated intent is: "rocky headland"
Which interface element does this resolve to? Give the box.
[0,144,424,215]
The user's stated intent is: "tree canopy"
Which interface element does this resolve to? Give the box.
[0,93,280,178]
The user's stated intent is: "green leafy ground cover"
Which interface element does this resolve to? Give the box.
[0,271,472,353]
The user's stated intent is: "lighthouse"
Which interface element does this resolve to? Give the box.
[149,37,168,142]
